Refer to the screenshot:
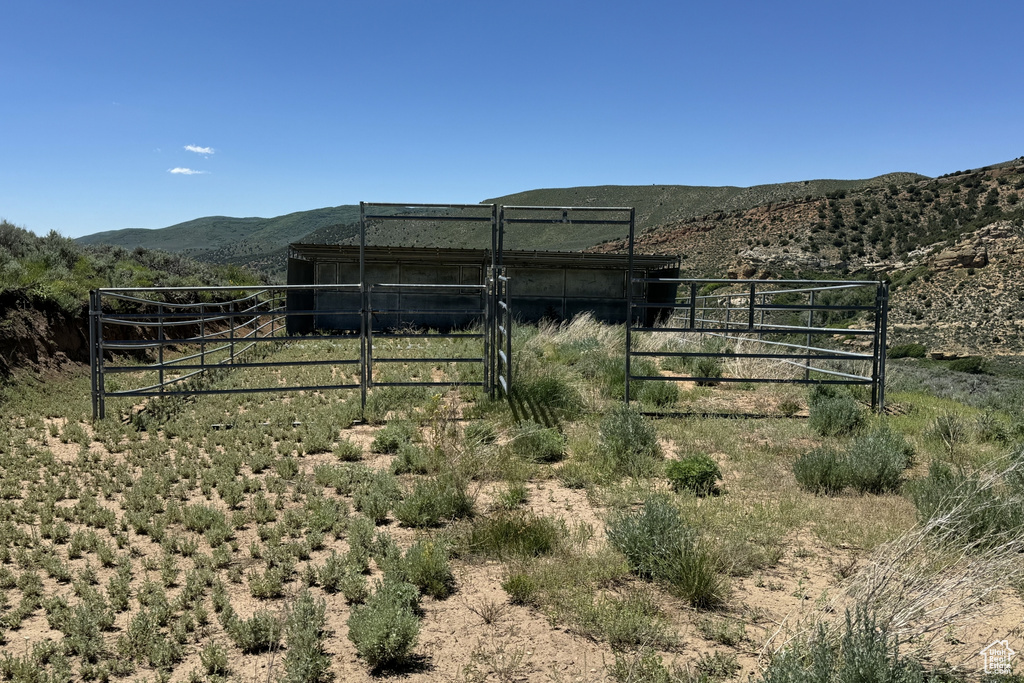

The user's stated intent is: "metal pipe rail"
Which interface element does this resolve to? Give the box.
[90,285,360,419]
[623,269,889,411]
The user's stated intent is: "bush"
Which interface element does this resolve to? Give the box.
[464,421,497,445]
[510,422,565,462]
[761,607,924,683]
[793,447,846,495]
[665,455,721,495]
[347,578,420,670]
[334,439,362,462]
[390,442,431,475]
[512,369,585,423]
[948,356,989,374]
[283,590,329,683]
[807,387,864,437]
[794,426,913,496]
[693,356,723,386]
[906,459,1024,545]
[393,473,473,528]
[888,343,926,359]
[501,572,539,606]
[400,541,455,600]
[352,472,402,524]
[599,404,663,478]
[636,379,679,408]
[228,609,283,654]
[606,496,727,608]
[844,425,914,494]
[371,421,417,454]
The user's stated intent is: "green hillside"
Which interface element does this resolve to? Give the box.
[76,205,361,260]
[485,173,926,238]
[73,173,930,278]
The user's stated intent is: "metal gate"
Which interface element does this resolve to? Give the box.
[625,277,889,411]
[89,284,363,419]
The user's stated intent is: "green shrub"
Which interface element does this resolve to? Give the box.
[906,459,1024,545]
[501,572,539,606]
[793,447,847,495]
[393,473,473,528]
[400,541,455,600]
[888,343,926,359]
[334,439,362,462]
[465,512,563,559]
[844,425,913,494]
[510,422,565,462]
[761,607,924,683]
[665,455,721,495]
[606,496,726,609]
[228,609,283,654]
[513,370,585,422]
[948,356,989,374]
[347,578,420,669]
[807,387,864,437]
[391,442,431,475]
[694,356,723,386]
[200,642,230,677]
[352,472,402,524]
[283,590,329,683]
[371,421,416,454]
[637,379,679,408]
[569,588,676,650]
[599,403,663,479]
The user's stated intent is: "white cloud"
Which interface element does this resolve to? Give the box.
[185,144,214,155]
[168,167,208,175]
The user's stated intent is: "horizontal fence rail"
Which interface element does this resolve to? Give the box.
[89,284,363,419]
[625,277,889,412]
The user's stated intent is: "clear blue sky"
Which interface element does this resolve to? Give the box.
[3,1,1022,238]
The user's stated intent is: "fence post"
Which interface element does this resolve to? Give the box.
[747,283,756,329]
[805,290,815,381]
[89,290,98,420]
[158,303,165,394]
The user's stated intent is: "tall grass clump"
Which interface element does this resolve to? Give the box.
[598,403,663,479]
[393,472,473,528]
[464,512,564,560]
[606,496,727,608]
[807,385,864,437]
[509,421,565,462]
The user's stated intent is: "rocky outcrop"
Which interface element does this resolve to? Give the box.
[929,222,1021,271]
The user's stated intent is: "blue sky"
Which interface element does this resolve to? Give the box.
[2,1,1022,238]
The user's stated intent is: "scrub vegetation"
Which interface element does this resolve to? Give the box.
[0,312,1022,682]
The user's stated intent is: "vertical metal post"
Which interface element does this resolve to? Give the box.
[725,294,731,329]
[97,292,106,420]
[877,281,889,413]
[505,272,512,397]
[688,282,697,330]
[158,303,165,394]
[747,283,756,330]
[359,203,367,413]
[624,208,635,404]
[805,290,815,381]
[89,290,98,420]
[483,270,491,396]
[200,302,206,369]
[366,285,374,390]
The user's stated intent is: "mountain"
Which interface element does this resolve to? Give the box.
[76,205,362,269]
[74,173,927,274]
[586,159,1024,354]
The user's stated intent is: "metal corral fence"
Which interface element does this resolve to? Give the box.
[89,279,510,420]
[625,278,889,411]
[89,285,365,419]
